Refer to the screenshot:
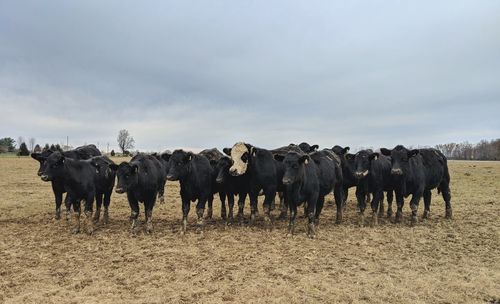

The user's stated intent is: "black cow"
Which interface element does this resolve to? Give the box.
[89,156,116,224]
[331,146,357,202]
[39,152,97,234]
[164,150,213,234]
[31,144,101,220]
[224,142,277,228]
[309,149,345,223]
[213,156,249,225]
[348,150,394,225]
[380,145,452,224]
[199,148,227,219]
[274,152,319,238]
[110,154,164,233]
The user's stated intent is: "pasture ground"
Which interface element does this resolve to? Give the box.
[0,157,499,303]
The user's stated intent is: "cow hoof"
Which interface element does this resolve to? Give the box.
[72,227,80,234]
[410,215,417,226]
[445,208,453,219]
[422,210,430,219]
[55,213,61,220]
[86,228,94,235]
[103,216,109,225]
[387,210,393,218]
[395,212,402,223]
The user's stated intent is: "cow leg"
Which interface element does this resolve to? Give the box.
[220,192,227,220]
[145,199,154,234]
[409,191,423,226]
[314,196,325,227]
[206,195,213,220]
[249,191,258,226]
[71,198,81,234]
[263,188,276,231]
[440,182,452,219]
[342,186,349,209]
[371,191,383,226]
[128,196,140,234]
[394,188,405,223]
[237,193,246,226]
[158,185,165,204]
[181,197,190,235]
[103,190,111,224]
[386,191,394,218]
[378,192,385,218]
[423,190,431,219]
[196,198,207,233]
[287,201,297,237]
[334,185,344,224]
[94,193,103,223]
[64,194,72,221]
[84,194,94,235]
[278,192,288,220]
[306,194,318,239]
[227,194,235,225]
[356,187,366,226]
[54,191,63,220]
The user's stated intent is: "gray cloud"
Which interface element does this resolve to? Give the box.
[1,0,499,152]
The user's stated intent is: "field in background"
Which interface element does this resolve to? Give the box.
[0,157,499,303]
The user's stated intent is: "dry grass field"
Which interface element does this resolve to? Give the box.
[0,157,499,303]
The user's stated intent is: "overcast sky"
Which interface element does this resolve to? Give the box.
[1,1,499,152]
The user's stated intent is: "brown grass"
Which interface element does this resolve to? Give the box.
[0,157,499,303]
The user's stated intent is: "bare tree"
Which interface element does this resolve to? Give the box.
[28,137,36,152]
[17,136,24,149]
[117,129,135,153]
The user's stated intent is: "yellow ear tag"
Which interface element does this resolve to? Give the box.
[304,159,308,165]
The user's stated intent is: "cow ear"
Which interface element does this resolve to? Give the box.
[299,155,309,164]
[369,153,379,161]
[31,153,42,161]
[274,154,285,162]
[408,149,419,158]
[380,148,391,156]
[310,145,319,151]
[345,153,355,160]
[343,147,350,154]
[223,148,231,156]
[161,153,171,162]
[109,164,119,171]
[183,152,193,163]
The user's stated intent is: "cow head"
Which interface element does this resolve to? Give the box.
[39,151,65,182]
[274,152,309,185]
[214,156,232,184]
[90,156,115,179]
[380,145,419,176]
[331,145,350,156]
[351,150,379,180]
[298,142,319,153]
[31,150,54,176]
[110,162,138,193]
[226,142,254,176]
[166,150,193,181]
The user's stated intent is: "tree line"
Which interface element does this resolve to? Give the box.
[435,139,500,160]
[1,134,498,160]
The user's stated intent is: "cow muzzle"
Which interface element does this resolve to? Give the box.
[391,168,403,175]
[355,170,369,179]
[166,174,177,181]
[40,175,50,182]
[115,187,125,194]
[282,177,292,185]
[229,167,243,176]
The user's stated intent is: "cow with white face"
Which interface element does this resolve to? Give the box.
[223,142,278,228]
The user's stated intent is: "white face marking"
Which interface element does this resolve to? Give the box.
[229,142,249,175]
[362,170,369,177]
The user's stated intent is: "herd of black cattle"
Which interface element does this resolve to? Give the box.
[30,142,452,238]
